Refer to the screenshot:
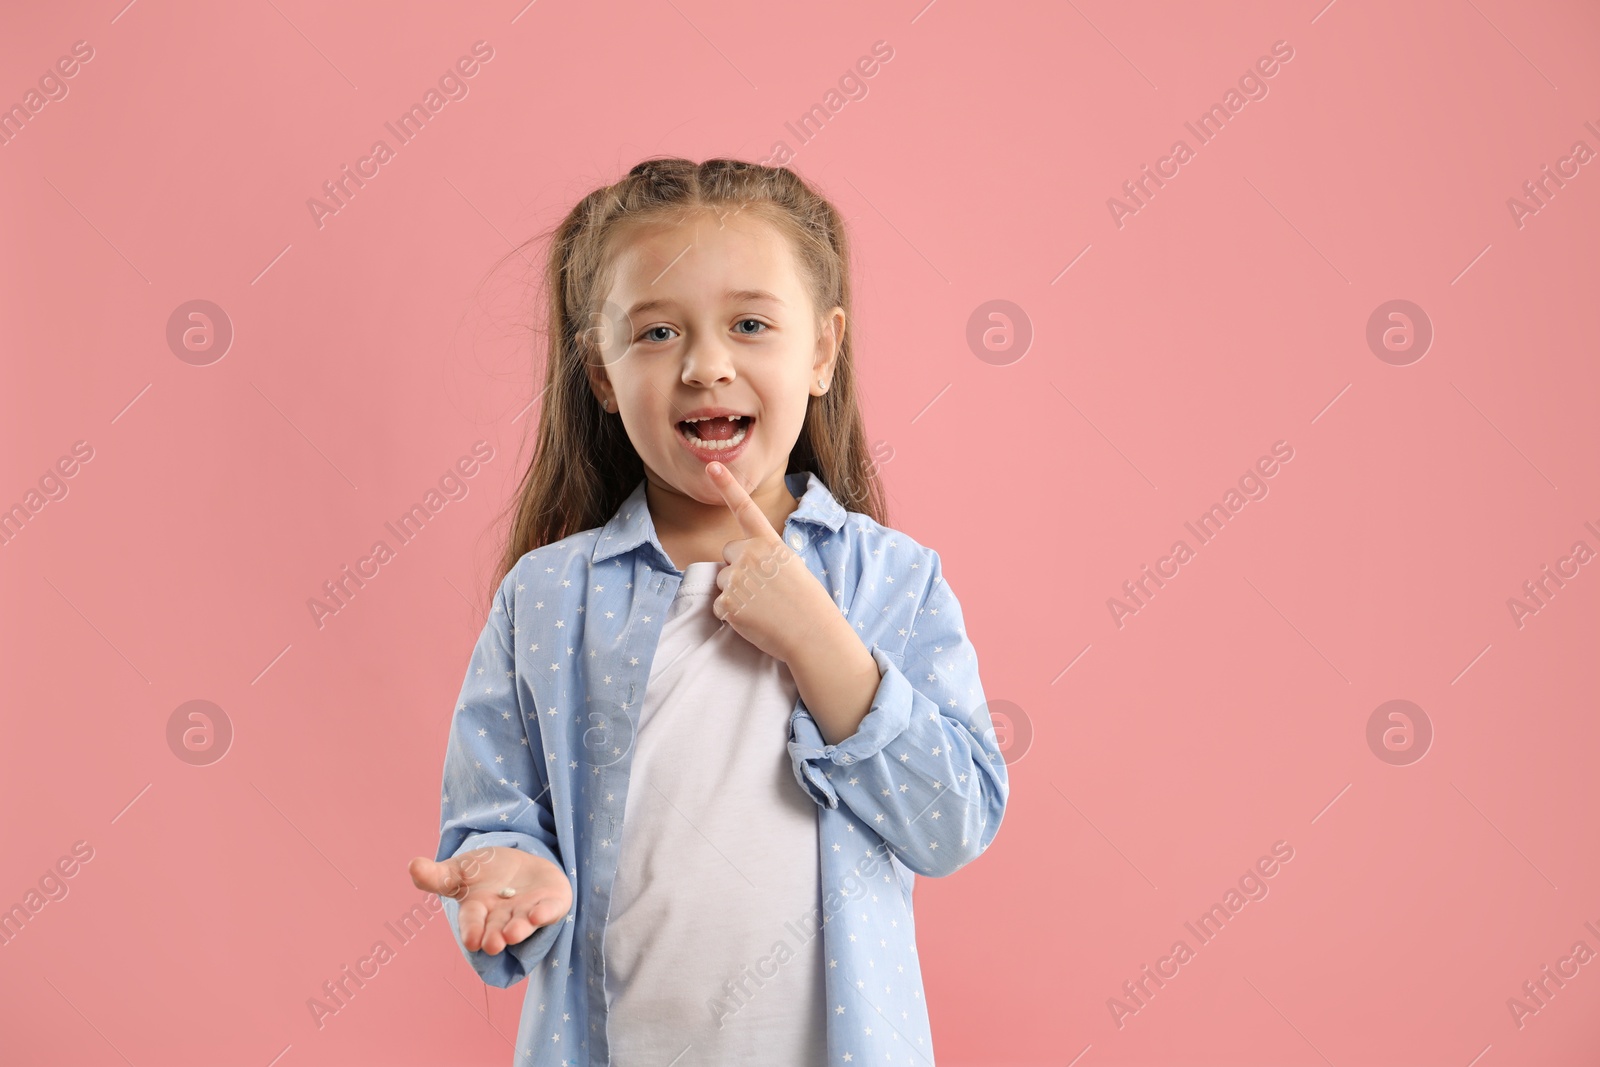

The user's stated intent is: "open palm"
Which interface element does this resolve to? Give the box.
[408,846,572,955]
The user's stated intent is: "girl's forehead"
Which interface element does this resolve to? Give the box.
[608,215,805,298]
[621,207,784,254]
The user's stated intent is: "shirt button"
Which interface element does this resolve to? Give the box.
[789,534,803,549]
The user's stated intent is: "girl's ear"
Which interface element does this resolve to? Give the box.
[583,360,614,410]
[813,306,846,390]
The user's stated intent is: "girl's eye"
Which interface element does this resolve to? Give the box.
[638,320,767,342]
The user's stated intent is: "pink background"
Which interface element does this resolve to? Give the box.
[3,0,1598,1063]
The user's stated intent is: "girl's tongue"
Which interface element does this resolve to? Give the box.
[685,416,744,440]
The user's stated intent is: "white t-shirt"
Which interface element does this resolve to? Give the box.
[602,561,826,1066]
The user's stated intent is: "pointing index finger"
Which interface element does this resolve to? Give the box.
[706,461,777,541]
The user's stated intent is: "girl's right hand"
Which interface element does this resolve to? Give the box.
[408,846,573,955]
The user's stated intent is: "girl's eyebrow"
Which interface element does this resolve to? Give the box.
[627,289,786,316]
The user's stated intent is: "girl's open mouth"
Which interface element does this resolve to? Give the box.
[676,414,753,453]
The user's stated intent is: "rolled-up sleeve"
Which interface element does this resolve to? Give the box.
[787,551,1009,878]
[436,576,567,986]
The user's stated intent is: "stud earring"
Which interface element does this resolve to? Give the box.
[817,377,827,391]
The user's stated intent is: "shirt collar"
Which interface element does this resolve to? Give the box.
[591,470,848,571]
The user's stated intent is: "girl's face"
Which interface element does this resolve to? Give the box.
[587,208,844,512]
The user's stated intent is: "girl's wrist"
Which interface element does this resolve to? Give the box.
[787,612,880,747]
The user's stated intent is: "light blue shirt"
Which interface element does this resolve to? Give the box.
[434,469,1010,1065]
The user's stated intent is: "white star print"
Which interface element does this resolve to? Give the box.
[437,489,1001,1057]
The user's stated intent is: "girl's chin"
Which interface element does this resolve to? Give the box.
[644,449,778,499]
[679,457,765,494]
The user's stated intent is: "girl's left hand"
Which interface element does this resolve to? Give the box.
[705,461,847,665]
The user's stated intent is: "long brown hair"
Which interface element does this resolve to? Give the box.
[483,157,888,600]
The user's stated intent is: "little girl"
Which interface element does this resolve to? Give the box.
[409,157,1009,1066]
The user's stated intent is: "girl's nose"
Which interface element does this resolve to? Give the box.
[680,342,736,387]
